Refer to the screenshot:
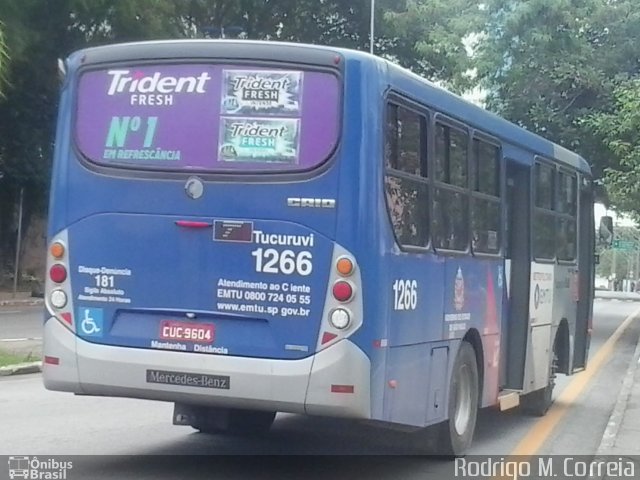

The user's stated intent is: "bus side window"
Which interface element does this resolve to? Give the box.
[556,171,577,261]
[384,103,429,248]
[471,139,501,255]
[505,176,515,259]
[533,162,556,260]
[433,123,469,251]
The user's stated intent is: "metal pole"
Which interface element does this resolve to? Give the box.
[12,187,24,298]
[636,248,640,288]
[370,0,375,55]
[612,247,617,290]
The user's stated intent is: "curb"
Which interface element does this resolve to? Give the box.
[0,298,44,307]
[0,361,42,376]
[590,329,640,478]
[594,292,640,302]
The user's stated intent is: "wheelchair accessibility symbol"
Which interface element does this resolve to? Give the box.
[78,307,104,337]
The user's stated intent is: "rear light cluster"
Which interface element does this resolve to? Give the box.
[48,241,68,310]
[329,256,356,331]
[317,245,363,351]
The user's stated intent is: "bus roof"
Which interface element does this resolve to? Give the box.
[382,60,591,174]
[68,39,590,174]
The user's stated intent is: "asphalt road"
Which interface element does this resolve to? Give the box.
[0,300,639,479]
[0,305,43,340]
[0,305,42,358]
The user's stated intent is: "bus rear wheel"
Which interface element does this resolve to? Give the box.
[437,341,479,456]
[193,408,276,435]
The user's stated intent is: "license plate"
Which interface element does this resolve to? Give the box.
[159,321,215,344]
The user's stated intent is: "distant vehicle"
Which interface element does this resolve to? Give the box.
[43,40,594,455]
[594,276,609,290]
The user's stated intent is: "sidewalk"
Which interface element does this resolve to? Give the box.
[0,290,44,306]
[595,290,640,301]
[593,329,640,476]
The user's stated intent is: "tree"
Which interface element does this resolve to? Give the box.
[383,0,486,91]
[595,225,640,280]
[476,0,640,184]
[0,0,202,269]
[0,21,8,95]
[585,78,640,218]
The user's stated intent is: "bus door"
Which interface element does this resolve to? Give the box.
[572,179,594,370]
[504,162,531,389]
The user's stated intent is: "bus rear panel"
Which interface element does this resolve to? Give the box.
[44,41,371,419]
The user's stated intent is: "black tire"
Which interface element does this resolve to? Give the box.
[194,409,276,435]
[437,341,479,457]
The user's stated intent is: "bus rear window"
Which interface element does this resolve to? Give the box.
[75,64,340,172]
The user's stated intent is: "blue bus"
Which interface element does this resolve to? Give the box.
[44,40,594,455]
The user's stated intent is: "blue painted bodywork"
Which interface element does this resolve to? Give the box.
[49,41,591,428]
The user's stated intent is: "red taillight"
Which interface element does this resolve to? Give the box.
[332,281,353,302]
[49,264,67,283]
[331,384,354,394]
[44,356,60,365]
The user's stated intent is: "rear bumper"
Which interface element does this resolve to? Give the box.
[42,318,371,418]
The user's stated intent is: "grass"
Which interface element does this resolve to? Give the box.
[0,348,37,367]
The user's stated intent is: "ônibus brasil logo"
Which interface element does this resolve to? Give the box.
[106,69,211,96]
[7,456,73,480]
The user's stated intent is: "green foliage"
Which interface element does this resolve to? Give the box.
[476,0,640,181]
[0,21,8,95]
[383,0,486,91]
[585,78,640,217]
[597,248,636,280]
[0,347,37,367]
[596,225,640,279]
[0,0,190,268]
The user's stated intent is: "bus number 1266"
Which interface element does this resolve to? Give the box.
[392,279,417,311]
[251,248,313,276]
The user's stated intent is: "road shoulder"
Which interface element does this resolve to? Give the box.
[0,361,42,376]
[590,327,640,478]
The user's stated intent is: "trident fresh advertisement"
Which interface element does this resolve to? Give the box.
[75,64,339,171]
[221,70,303,115]
[219,117,300,163]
